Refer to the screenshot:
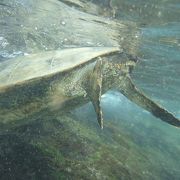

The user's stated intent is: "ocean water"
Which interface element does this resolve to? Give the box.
[0,0,179,179]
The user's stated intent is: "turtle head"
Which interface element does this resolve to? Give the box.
[101,51,138,83]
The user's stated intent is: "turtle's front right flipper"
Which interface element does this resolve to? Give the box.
[84,59,103,129]
[116,75,180,128]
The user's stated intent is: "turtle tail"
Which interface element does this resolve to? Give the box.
[117,75,180,128]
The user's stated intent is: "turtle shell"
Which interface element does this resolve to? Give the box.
[0,47,120,90]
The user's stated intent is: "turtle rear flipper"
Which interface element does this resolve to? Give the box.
[117,75,180,128]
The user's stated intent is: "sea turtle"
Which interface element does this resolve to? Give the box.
[0,0,179,128]
[0,46,180,129]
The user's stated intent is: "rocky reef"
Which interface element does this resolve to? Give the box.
[0,107,179,180]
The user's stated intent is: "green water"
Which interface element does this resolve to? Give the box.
[0,0,179,179]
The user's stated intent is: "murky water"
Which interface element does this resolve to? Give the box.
[0,0,179,179]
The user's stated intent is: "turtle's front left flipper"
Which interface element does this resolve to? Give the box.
[116,75,180,128]
[84,59,103,129]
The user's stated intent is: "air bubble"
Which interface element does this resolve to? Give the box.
[61,21,66,25]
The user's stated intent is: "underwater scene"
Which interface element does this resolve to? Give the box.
[0,0,179,179]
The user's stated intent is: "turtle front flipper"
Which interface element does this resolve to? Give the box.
[116,75,180,128]
[84,59,103,129]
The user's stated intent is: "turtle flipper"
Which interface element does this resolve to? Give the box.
[85,59,103,129]
[117,75,180,128]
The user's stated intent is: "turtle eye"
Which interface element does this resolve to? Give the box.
[129,65,134,73]
[126,54,138,63]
